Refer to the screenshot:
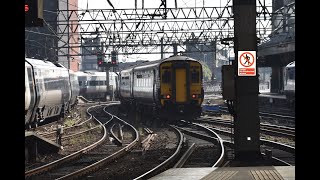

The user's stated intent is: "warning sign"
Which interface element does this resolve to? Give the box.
[238,51,256,76]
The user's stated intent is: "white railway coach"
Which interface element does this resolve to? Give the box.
[75,71,118,101]
[25,58,79,128]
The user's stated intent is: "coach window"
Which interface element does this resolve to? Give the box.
[288,68,295,80]
[191,69,200,83]
[137,74,142,87]
[162,70,171,83]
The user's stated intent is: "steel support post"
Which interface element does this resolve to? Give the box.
[233,0,261,161]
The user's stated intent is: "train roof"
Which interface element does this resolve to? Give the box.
[25,58,70,73]
[286,61,295,68]
[163,55,199,62]
[25,58,61,68]
[75,71,117,77]
[120,55,200,71]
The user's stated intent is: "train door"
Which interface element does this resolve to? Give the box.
[175,68,187,102]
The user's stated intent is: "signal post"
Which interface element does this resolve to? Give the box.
[97,49,118,101]
[25,0,43,27]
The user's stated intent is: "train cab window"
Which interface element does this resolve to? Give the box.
[79,81,82,86]
[162,70,171,83]
[191,70,200,83]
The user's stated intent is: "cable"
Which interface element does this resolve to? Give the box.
[25,30,57,37]
[105,0,116,11]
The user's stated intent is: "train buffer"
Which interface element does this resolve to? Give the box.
[25,131,61,163]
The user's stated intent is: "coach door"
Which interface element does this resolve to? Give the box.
[175,68,187,102]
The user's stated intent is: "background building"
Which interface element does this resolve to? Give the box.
[25,1,58,62]
[25,0,80,72]
[80,36,101,71]
[58,0,80,71]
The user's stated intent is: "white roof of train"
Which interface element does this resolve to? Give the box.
[75,71,118,77]
[286,61,295,68]
[25,58,59,68]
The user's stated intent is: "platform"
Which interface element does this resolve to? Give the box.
[149,166,294,180]
[25,131,61,150]
[25,131,61,162]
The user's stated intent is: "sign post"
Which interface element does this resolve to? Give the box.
[238,51,256,76]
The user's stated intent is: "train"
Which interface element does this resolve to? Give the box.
[118,55,204,124]
[25,55,204,127]
[25,58,80,128]
[283,61,295,107]
[75,71,119,101]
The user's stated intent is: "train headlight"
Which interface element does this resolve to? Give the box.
[192,94,197,99]
[166,94,171,99]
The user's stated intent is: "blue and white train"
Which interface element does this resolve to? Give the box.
[283,61,295,107]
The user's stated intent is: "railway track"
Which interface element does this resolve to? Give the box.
[195,117,295,140]
[173,120,225,168]
[194,120,295,166]
[26,103,187,179]
[87,108,184,179]
[25,104,131,179]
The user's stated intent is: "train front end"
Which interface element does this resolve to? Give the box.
[159,57,204,121]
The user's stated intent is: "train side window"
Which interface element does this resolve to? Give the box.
[288,68,295,80]
[191,70,199,83]
[162,70,171,83]
[79,81,82,86]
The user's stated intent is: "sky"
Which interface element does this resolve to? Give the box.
[76,0,272,62]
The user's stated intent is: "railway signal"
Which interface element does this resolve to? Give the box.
[111,51,117,65]
[97,52,105,67]
[25,0,43,27]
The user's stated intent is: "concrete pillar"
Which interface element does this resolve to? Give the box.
[271,66,282,93]
[233,0,261,161]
